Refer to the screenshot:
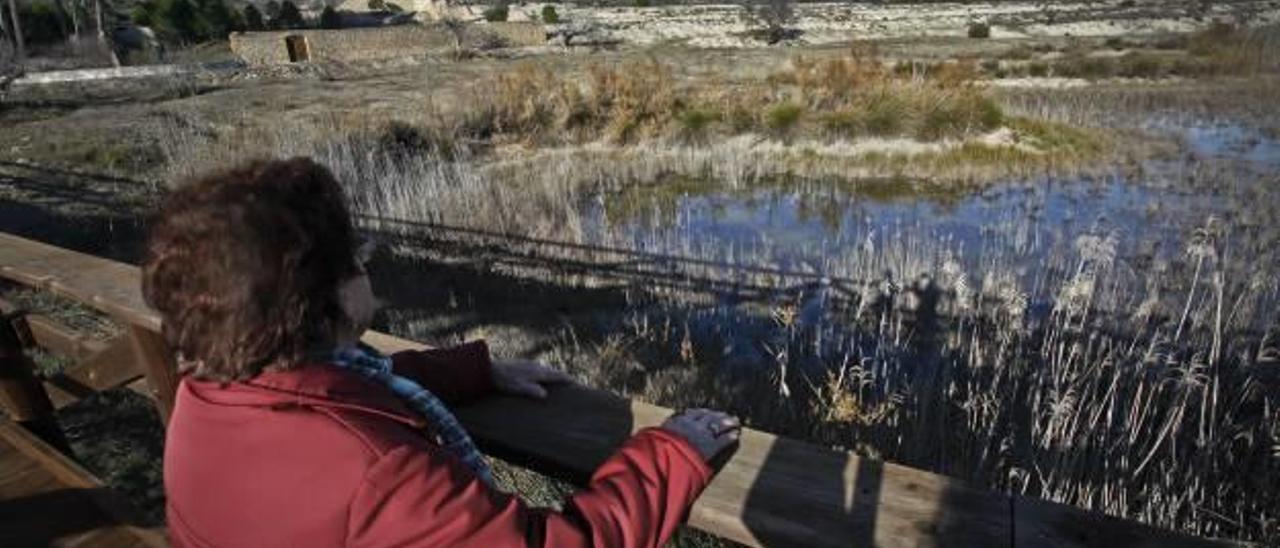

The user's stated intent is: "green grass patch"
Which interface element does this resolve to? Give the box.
[764,102,805,136]
[1007,117,1106,156]
[675,107,722,140]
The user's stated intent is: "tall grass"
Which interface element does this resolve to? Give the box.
[148,46,1280,545]
[456,49,1009,146]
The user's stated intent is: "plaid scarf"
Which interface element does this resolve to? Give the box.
[327,345,494,486]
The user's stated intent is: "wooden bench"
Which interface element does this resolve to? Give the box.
[0,417,166,547]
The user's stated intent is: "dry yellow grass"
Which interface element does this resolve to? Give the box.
[461,47,1007,146]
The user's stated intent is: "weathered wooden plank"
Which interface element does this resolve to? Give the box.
[22,317,146,409]
[1,232,1228,547]
[0,418,167,547]
[45,332,145,409]
[364,332,1018,548]
[125,326,179,425]
[0,302,71,453]
[0,233,157,332]
[24,314,100,360]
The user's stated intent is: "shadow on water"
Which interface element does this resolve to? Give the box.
[736,290,1011,548]
[366,250,634,354]
[0,161,151,262]
[0,200,146,263]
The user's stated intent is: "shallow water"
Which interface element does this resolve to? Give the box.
[591,123,1276,283]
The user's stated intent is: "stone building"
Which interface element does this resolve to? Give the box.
[228,22,546,65]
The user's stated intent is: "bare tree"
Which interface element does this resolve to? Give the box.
[58,0,81,43]
[741,0,796,45]
[1,10,21,92]
[0,0,8,43]
[5,0,25,61]
[440,16,467,57]
[93,0,119,66]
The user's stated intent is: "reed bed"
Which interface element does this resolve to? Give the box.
[456,50,1010,147]
[149,52,1280,544]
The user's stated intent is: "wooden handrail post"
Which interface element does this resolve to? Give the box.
[125,324,180,425]
[0,305,72,453]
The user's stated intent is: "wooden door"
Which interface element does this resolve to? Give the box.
[285,34,309,63]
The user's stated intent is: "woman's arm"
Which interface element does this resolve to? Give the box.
[347,427,714,548]
[391,343,574,405]
[389,341,497,405]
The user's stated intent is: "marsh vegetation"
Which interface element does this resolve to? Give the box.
[3,11,1280,546]
[152,53,1279,547]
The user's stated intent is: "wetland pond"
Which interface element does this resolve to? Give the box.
[457,121,1280,376]
[587,122,1276,288]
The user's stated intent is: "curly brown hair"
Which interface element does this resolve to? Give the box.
[141,158,361,381]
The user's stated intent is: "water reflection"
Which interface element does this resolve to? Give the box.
[591,124,1275,280]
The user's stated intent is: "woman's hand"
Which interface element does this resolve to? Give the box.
[492,359,574,399]
[661,408,741,462]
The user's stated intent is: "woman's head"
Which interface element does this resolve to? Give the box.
[141,158,373,381]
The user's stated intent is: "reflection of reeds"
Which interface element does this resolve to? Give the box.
[998,78,1280,131]
[574,208,1279,544]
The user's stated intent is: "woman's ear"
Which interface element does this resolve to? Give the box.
[335,274,378,346]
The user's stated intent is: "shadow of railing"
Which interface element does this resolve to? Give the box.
[0,487,151,545]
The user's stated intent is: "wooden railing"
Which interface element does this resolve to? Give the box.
[0,232,1228,547]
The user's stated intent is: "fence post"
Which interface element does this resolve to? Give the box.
[126,325,180,425]
[0,305,72,453]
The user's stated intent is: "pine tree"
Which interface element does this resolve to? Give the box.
[166,0,204,42]
[243,4,265,31]
[273,0,303,30]
[319,5,340,29]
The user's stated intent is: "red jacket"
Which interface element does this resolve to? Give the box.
[164,341,712,547]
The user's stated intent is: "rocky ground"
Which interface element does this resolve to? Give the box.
[518,0,1280,47]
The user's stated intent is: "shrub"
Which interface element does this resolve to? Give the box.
[201,0,245,36]
[273,1,306,30]
[319,6,342,29]
[742,0,796,45]
[378,121,457,159]
[1056,54,1114,79]
[244,5,266,31]
[17,1,68,45]
[635,0,650,6]
[1117,53,1165,79]
[134,0,222,43]
[918,93,1004,140]
[764,102,804,136]
[967,22,990,39]
[676,108,721,141]
[368,0,385,9]
[677,108,720,131]
[820,110,862,138]
[541,5,559,24]
[470,61,677,144]
[483,3,509,22]
[862,92,908,136]
[1027,61,1049,77]
[726,105,756,133]
[1188,22,1238,56]
[1001,45,1034,61]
